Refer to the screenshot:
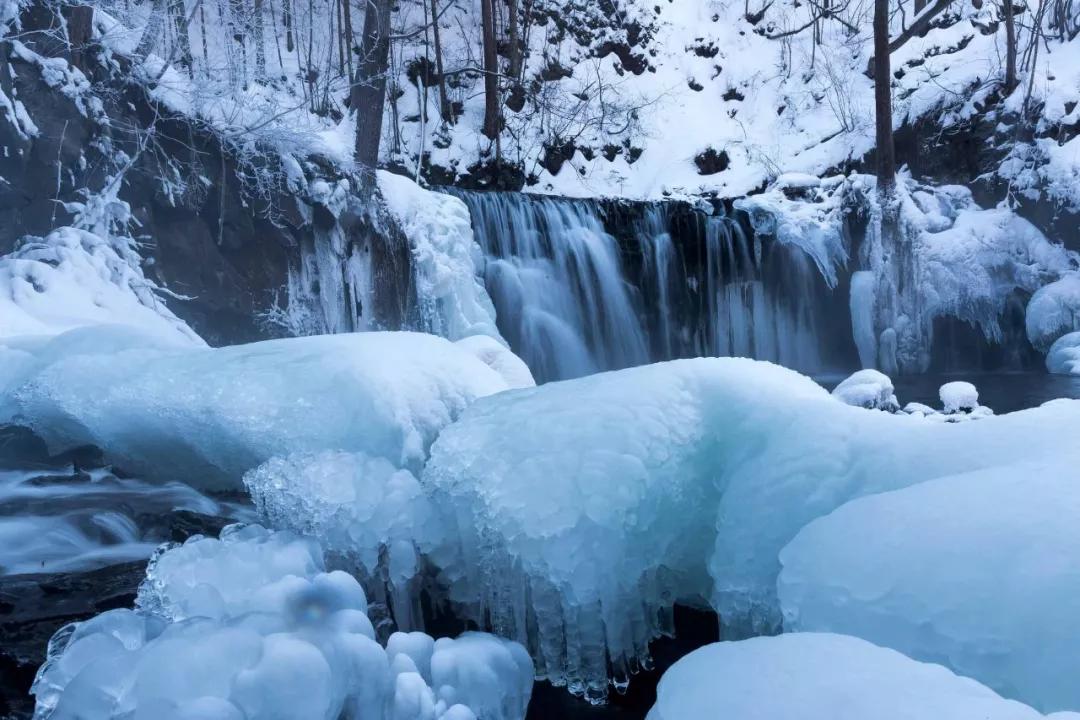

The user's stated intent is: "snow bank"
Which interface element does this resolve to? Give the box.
[5,330,513,488]
[377,172,502,344]
[830,369,898,411]
[0,227,202,346]
[646,634,1079,720]
[453,335,535,390]
[779,459,1080,712]
[1047,332,1080,375]
[415,358,1080,696]
[1027,274,1080,352]
[32,525,533,720]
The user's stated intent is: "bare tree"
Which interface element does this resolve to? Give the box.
[1003,0,1017,93]
[134,0,168,60]
[430,0,451,121]
[873,0,896,193]
[353,0,393,190]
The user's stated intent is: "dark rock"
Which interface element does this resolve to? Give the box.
[694,147,730,175]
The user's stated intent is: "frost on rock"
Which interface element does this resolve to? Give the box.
[1047,332,1080,375]
[0,227,203,346]
[6,331,512,488]
[646,634,1079,720]
[413,358,1080,697]
[377,172,503,344]
[830,369,899,411]
[779,457,1080,712]
[32,525,533,720]
[1026,274,1080,352]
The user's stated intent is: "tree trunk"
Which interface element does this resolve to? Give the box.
[873,0,895,193]
[508,0,521,81]
[134,0,168,60]
[481,0,500,139]
[283,0,294,53]
[353,0,392,191]
[65,4,95,72]
[430,0,451,121]
[1003,0,1017,92]
[342,0,354,79]
[253,0,266,80]
[914,0,927,13]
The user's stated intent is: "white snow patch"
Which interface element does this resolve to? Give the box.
[830,369,898,411]
[1047,331,1080,375]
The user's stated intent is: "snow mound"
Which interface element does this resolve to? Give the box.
[0,227,202,346]
[830,369,898,411]
[415,358,1080,695]
[779,459,1080,712]
[1026,274,1080,352]
[377,172,502,344]
[646,634,1080,720]
[32,525,533,720]
[1047,332,1080,375]
[6,330,512,488]
[940,381,980,414]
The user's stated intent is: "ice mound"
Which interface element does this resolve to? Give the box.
[33,525,533,720]
[779,458,1080,712]
[830,369,899,411]
[416,357,1080,696]
[454,335,536,390]
[243,451,445,631]
[0,227,203,346]
[647,634,1079,720]
[1026,273,1080,352]
[1047,331,1080,375]
[939,381,980,414]
[378,171,502,344]
[7,331,513,488]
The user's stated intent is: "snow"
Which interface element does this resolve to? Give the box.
[1026,274,1080,352]
[377,172,503,344]
[1047,331,1080,375]
[646,634,1080,720]
[453,335,536,390]
[940,381,980,414]
[830,369,898,411]
[3,330,514,488]
[32,524,533,720]
[411,357,1080,695]
[0,227,203,346]
[779,458,1080,712]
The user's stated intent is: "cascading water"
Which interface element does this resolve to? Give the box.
[453,191,650,382]
[454,190,848,382]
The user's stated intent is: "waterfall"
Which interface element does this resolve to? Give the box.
[452,191,849,382]
[454,191,650,382]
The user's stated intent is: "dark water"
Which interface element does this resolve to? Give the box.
[818,372,1080,414]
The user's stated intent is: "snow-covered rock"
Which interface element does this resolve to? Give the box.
[453,335,535,390]
[1047,331,1080,375]
[1026,274,1080,352]
[940,381,980,414]
[646,634,1080,720]
[779,459,1080,712]
[32,525,533,720]
[830,369,899,411]
[4,330,515,488]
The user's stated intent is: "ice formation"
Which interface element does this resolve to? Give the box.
[453,335,536,390]
[0,227,202,346]
[646,634,1080,720]
[779,457,1080,712]
[377,172,503,344]
[4,330,515,488]
[414,358,1080,696]
[1026,274,1080,352]
[1047,332,1080,375]
[32,525,533,720]
[939,381,980,414]
[830,369,899,411]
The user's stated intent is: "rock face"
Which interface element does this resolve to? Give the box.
[0,6,420,346]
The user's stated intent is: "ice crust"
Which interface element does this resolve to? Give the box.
[4,330,517,488]
[32,525,533,720]
[1026,273,1080,351]
[779,458,1080,712]
[646,634,1080,720]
